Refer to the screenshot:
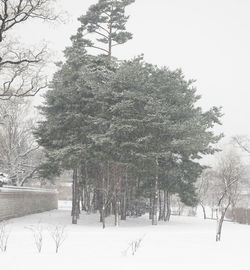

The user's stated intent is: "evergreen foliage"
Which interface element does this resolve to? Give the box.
[72,0,135,59]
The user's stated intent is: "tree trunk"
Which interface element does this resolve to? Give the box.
[121,167,128,220]
[80,183,84,211]
[72,168,79,224]
[216,210,224,242]
[114,197,120,226]
[99,177,106,223]
[165,190,171,222]
[162,190,166,221]
[108,20,112,60]
[121,191,127,220]
[101,206,106,229]
[201,203,207,219]
[83,162,91,213]
[91,189,98,213]
[216,203,230,241]
[158,190,163,221]
[152,157,159,225]
[149,189,153,220]
[76,179,80,219]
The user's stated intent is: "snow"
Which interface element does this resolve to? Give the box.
[0,186,57,193]
[1,201,250,270]
[0,172,9,184]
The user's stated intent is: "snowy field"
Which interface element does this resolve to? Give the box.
[1,201,250,270]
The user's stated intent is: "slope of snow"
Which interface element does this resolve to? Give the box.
[1,201,250,270]
[0,186,57,193]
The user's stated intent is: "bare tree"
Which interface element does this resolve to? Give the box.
[0,98,42,185]
[233,135,250,154]
[0,0,59,99]
[212,150,245,241]
[122,234,145,256]
[196,169,213,219]
[26,223,44,253]
[49,225,66,253]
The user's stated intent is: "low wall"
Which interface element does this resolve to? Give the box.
[226,208,250,225]
[0,186,58,221]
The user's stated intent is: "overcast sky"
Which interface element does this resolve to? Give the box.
[15,0,250,145]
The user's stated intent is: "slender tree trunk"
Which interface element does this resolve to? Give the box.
[149,189,153,220]
[121,189,127,220]
[216,203,230,242]
[76,177,80,219]
[121,166,128,220]
[99,176,106,223]
[163,190,167,221]
[108,8,113,60]
[216,209,223,242]
[201,203,207,219]
[121,193,127,220]
[165,190,171,222]
[80,184,84,211]
[84,161,91,213]
[158,190,163,221]
[72,168,78,224]
[79,166,84,211]
[92,189,98,213]
[114,196,120,226]
[101,206,106,229]
[83,184,91,213]
[152,157,159,225]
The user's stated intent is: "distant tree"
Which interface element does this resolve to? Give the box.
[233,135,250,154]
[196,169,213,219]
[141,66,222,225]
[0,0,59,99]
[0,99,41,185]
[72,0,135,59]
[212,150,245,241]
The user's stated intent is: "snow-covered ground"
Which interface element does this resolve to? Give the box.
[1,201,250,270]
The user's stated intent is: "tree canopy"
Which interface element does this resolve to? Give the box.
[34,0,223,225]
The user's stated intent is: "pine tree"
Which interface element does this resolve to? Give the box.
[72,0,135,59]
[34,49,116,223]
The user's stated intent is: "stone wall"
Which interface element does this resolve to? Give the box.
[0,186,58,221]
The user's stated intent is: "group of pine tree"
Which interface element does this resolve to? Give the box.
[34,0,222,227]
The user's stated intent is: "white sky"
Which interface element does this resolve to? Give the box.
[13,0,250,143]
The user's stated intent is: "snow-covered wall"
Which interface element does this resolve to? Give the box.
[0,186,58,221]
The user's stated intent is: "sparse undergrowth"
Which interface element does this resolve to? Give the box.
[122,234,146,256]
[0,221,10,252]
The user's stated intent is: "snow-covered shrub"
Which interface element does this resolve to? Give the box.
[0,172,10,187]
[122,234,145,256]
[0,222,10,252]
[26,223,44,253]
[49,225,66,253]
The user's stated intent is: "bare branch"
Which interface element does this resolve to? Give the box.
[233,136,250,154]
[85,45,109,54]
[20,167,38,186]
